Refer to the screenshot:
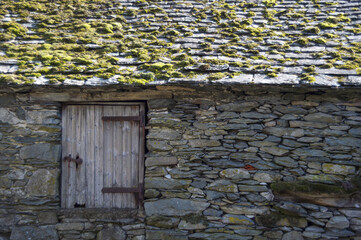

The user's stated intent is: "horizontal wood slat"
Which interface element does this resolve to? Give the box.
[102,116,140,121]
[102,187,140,193]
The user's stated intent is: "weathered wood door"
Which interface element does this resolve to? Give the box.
[61,103,145,209]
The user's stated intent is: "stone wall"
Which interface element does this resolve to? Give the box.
[0,85,360,239]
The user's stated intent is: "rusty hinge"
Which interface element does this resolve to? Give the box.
[102,183,144,206]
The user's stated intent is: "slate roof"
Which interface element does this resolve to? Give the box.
[1,0,361,87]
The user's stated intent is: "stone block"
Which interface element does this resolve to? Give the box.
[144,198,209,216]
[253,172,282,183]
[219,168,250,179]
[264,127,304,137]
[146,216,180,228]
[206,180,238,193]
[0,108,20,124]
[221,205,269,215]
[326,216,349,229]
[147,128,181,140]
[188,139,221,148]
[10,225,58,240]
[145,157,178,167]
[222,214,254,225]
[146,230,187,240]
[275,157,298,168]
[146,141,172,151]
[96,226,126,240]
[20,143,60,162]
[216,102,259,112]
[322,163,355,175]
[145,177,191,190]
[282,231,304,240]
[57,222,84,231]
[304,112,342,123]
[25,169,59,196]
[260,146,289,156]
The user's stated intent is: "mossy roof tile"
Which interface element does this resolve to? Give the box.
[0,0,360,87]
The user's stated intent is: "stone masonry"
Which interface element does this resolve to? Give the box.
[0,84,360,240]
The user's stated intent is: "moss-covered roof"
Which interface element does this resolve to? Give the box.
[0,0,361,86]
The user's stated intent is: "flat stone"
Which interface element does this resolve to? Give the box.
[304,113,342,123]
[189,139,221,148]
[148,99,176,109]
[20,143,60,162]
[326,216,349,229]
[217,102,259,112]
[145,156,178,166]
[297,137,322,143]
[178,219,207,230]
[275,106,308,115]
[222,214,254,225]
[0,108,20,124]
[10,225,58,240]
[96,226,126,240]
[264,127,304,137]
[146,216,180,228]
[144,198,210,216]
[275,157,298,168]
[221,205,269,215]
[206,180,238,193]
[25,169,59,196]
[261,146,289,156]
[253,172,282,183]
[325,137,361,148]
[146,230,187,240]
[322,163,355,175]
[323,229,355,238]
[145,177,191,190]
[189,233,249,240]
[263,231,283,239]
[235,229,262,236]
[282,231,304,240]
[240,112,277,119]
[147,140,172,151]
[57,223,84,231]
[147,128,181,140]
[340,210,361,218]
[289,121,328,129]
[219,168,250,179]
[349,128,361,137]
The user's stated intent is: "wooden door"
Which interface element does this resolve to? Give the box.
[61,103,145,209]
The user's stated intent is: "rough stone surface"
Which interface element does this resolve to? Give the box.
[144,198,210,216]
[10,226,58,240]
[326,216,350,229]
[282,231,304,240]
[25,169,59,196]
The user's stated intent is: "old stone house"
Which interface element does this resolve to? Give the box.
[0,0,361,239]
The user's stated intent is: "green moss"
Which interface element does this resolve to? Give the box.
[335,61,359,69]
[313,38,327,44]
[208,72,227,81]
[297,38,309,46]
[263,0,277,7]
[321,63,333,69]
[271,181,346,194]
[304,27,320,34]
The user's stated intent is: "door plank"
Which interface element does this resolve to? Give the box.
[86,105,95,208]
[103,106,113,208]
[94,105,104,207]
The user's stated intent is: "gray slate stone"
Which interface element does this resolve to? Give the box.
[206,180,238,193]
[189,139,221,148]
[326,216,349,229]
[189,233,250,240]
[145,156,178,166]
[10,225,58,240]
[146,230,187,240]
[96,226,126,240]
[145,177,191,190]
[20,143,60,162]
[220,168,250,179]
[325,137,361,148]
[144,198,210,216]
[304,112,342,123]
[349,128,361,137]
[264,127,304,137]
[147,128,181,140]
[275,157,298,168]
[282,231,304,240]
[216,102,259,112]
[26,169,59,196]
[0,108,20,124]
[222,214,254,225]
[147,140,172,151]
